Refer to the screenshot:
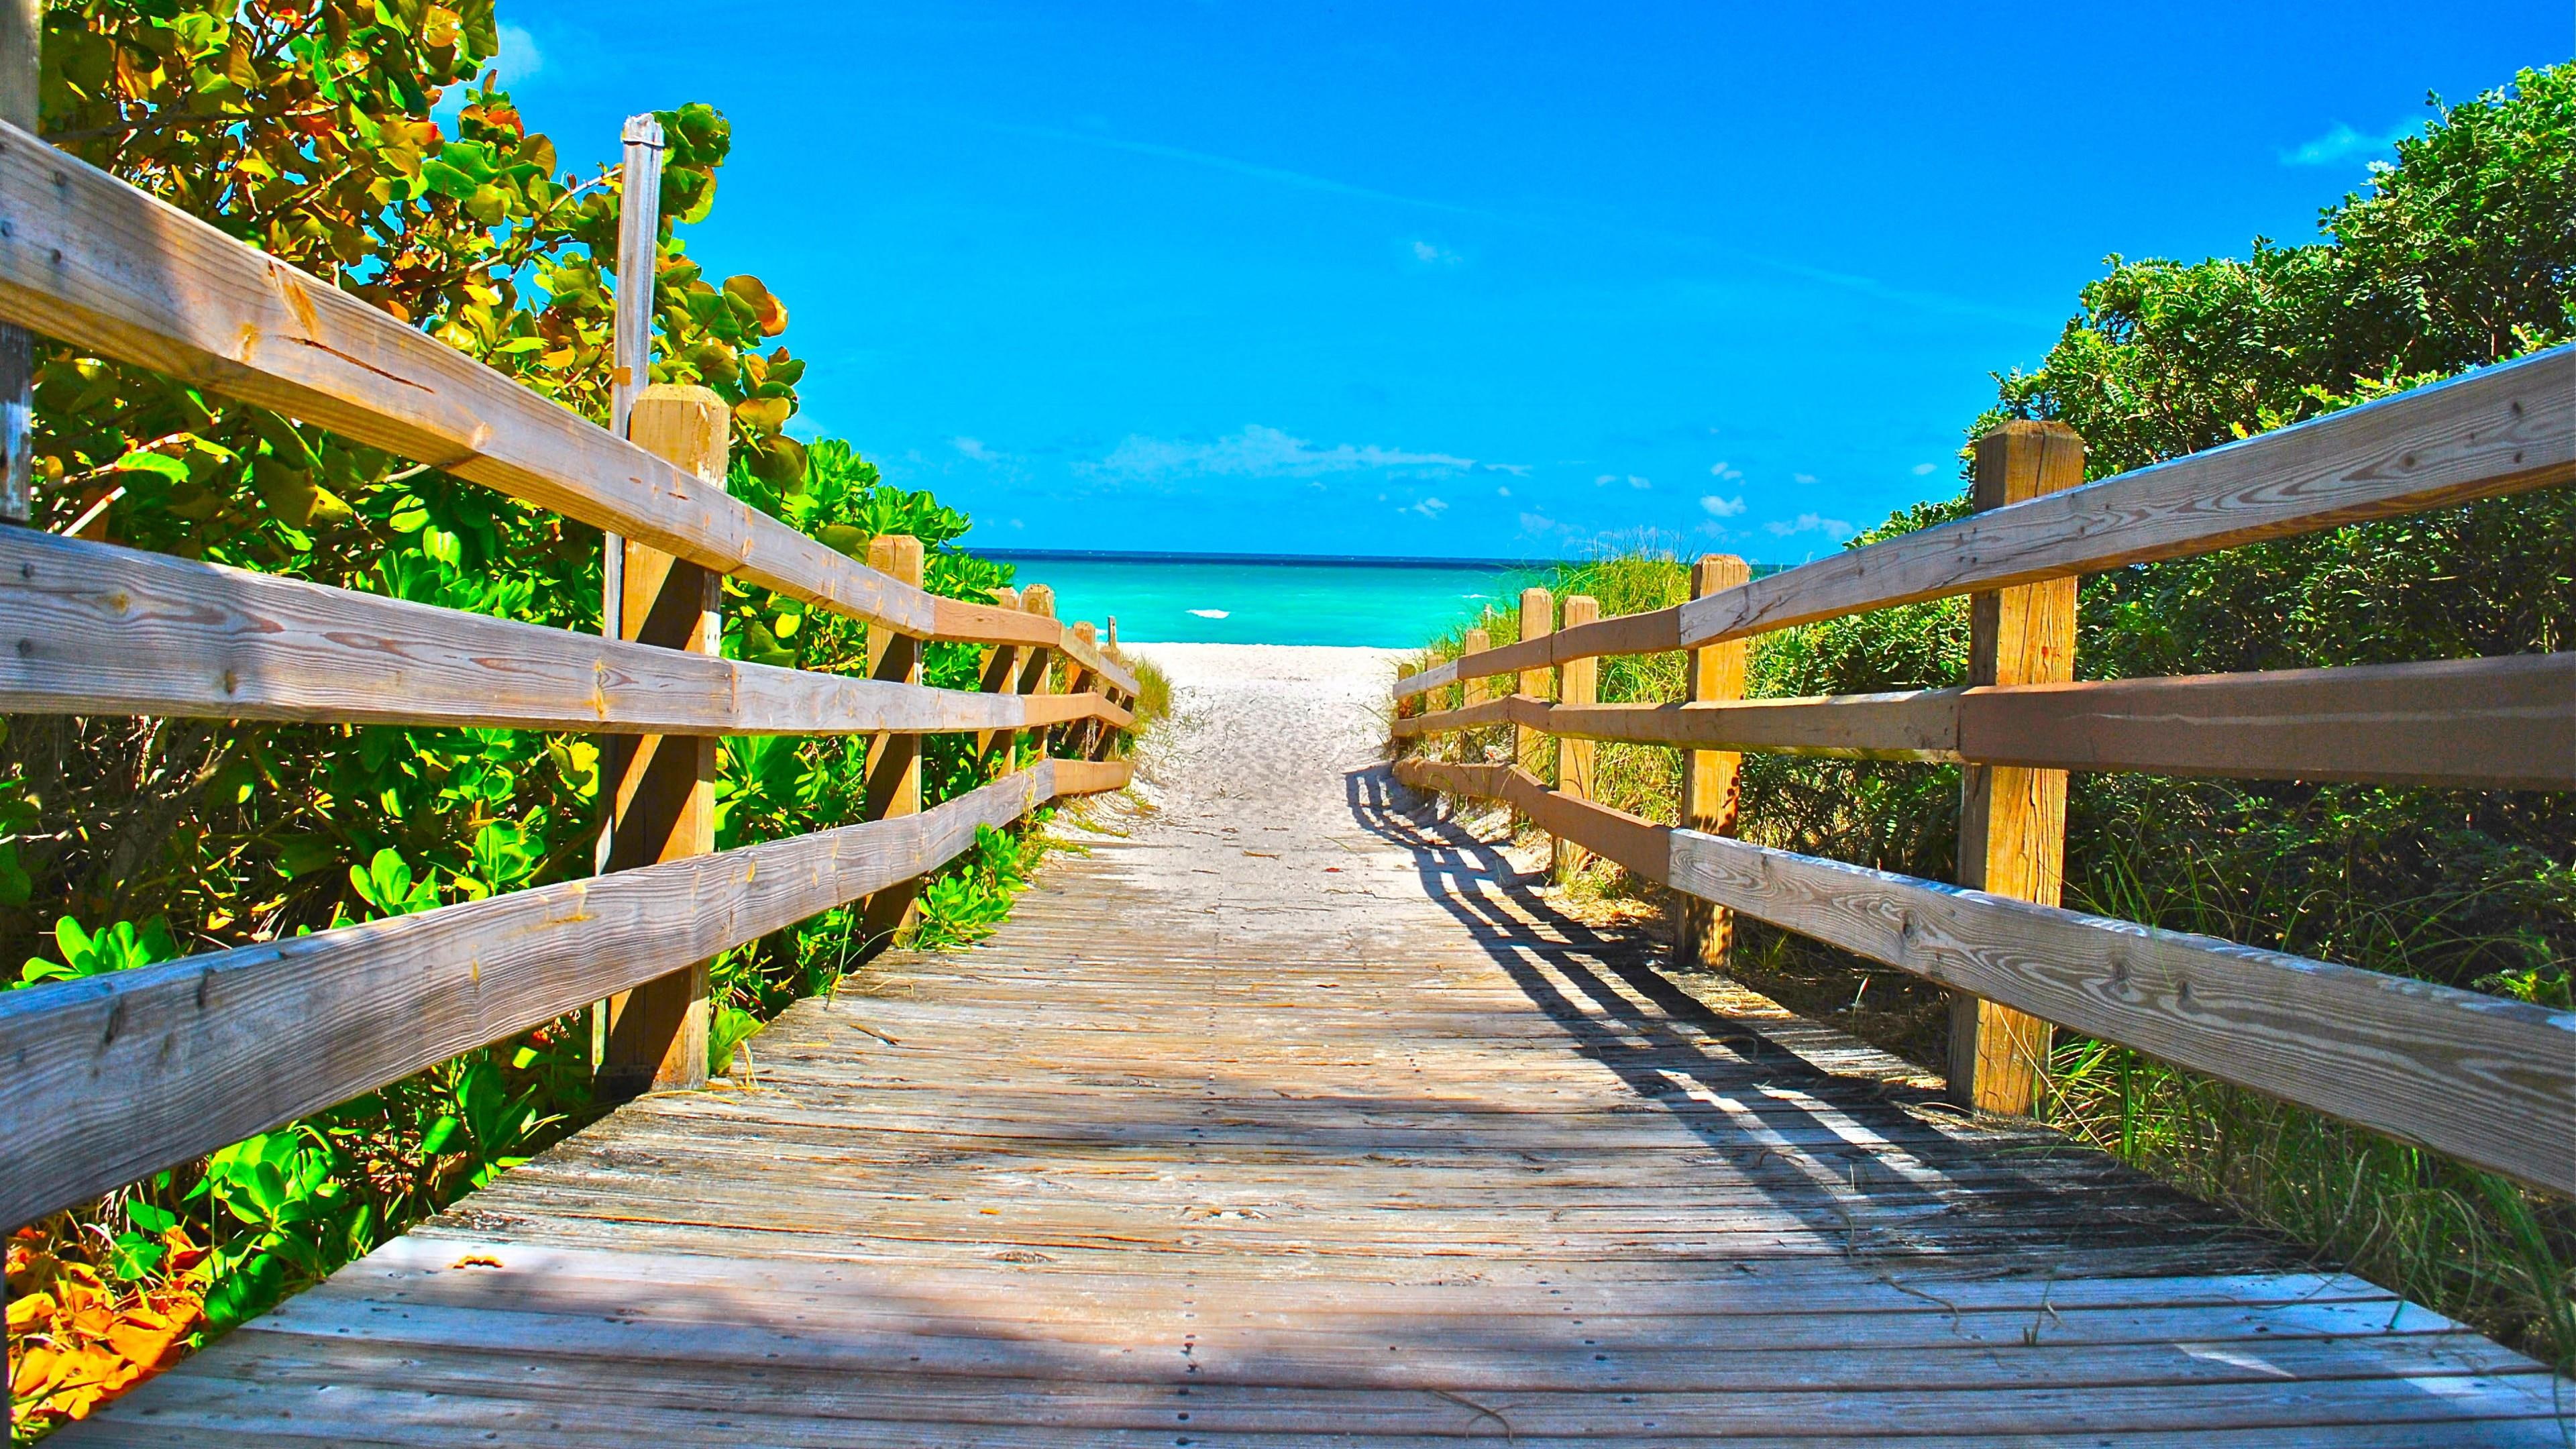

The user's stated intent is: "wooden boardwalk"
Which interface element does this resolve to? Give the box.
[63,649,2571,1445]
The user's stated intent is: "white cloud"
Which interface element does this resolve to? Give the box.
[2280,120,2413,167]
[1911,461,1939,476]
[1766,512,1854,541]
[1629,475,1652,490]
[1084,424,1477,481]
[496,22,544,81]
[1709,461,1743,482]
[1792,472,1817,485]
[1518,511,1558,535]
[1594,474,1617,486]
[1495,486,1511,497]
[1409,239,1463,266]
[1700,495,1746,518]
[1482,462,1532,477]
[951,436,999,462]
[1406,496,1450,519]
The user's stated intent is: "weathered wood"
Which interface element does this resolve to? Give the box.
[1458,627,1491,714]
[1951,422,2082,1116]
[0,760,1119,1232]
[0,0,30,523]
[1553,595,1599,881]
[594,386,728,1097]
[1680,554,1752,970]
[1013,584,1057,767]
[1390,655,2573,792]
[934,594,1138,696]
[0,121,955,641]
[1397,754,2576,1197]
[974,586,1024,763]
[859,534,928,954]
[0,529,1132,736]
[1951,653,2576,790]
[1394,345,2576,698]
[1664,826,2576,1197]
[1515,588,1553,833]
[1395,759,1669,885]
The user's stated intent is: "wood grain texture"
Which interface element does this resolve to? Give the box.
[1950,422,2083,1116]
[0,529,1130,735]
[1393,759,1669,885]
[57,722,2563,1445]
[1393,345,2575,698]
[0,121,957,639]
[1392,657,2571,790]
[596,384,729,1097]
[1953,653,2576,790]
[861,535,928,952]
[1395,758,2576,1195]
[934,596,1139,697]
[1680,554,1754,971]
[1666,828,2576,1196]
[0,759,1122,1231]
[1553,594,1599,881]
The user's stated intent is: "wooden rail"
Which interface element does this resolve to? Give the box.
[1392,653,2576,791]
[1394,356,2576,1193]
[0,117,1144,1234]
[0,119,1134,697]
[1393,757,2576,1197]
[1395,344,2575,698]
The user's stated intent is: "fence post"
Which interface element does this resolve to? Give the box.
[1515,588,1553,833]
[857,534,926,957]
[595,384,728,1097]
[1016,584,1057,764]
[1553,594,1600,881]
[975,586,1023,773]
[1949,421,2085,1114]
[1676,554,1750,970]
[1458,627,1490,719]
[1068,621,1103,759]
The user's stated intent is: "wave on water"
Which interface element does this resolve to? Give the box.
[1187,608,1230,619]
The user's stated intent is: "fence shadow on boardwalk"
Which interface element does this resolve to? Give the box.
[1342,759,2297,1278]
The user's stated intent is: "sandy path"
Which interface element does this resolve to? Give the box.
[1070,643,1424,939]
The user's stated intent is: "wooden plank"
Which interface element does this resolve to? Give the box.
[1951,421,2082,1115]
[934,595,1138,697]
[595,386,728,1097]
[1954,653,2576,790]
[1392,757,2576,1196]
[1012,584,1057,766]
[859,535,928,954]
[1680,553,1752,971]
[973,586,1025,763]
[0,121,959,643]
[0,761,1103,1232]
[0,528,1130,735]
[1552,594,1599,881]
[1393,759,1668,885]
[1516,588,1553,832]
[0,0,28,523]
[1395,345,2576,697]
[1381,657,2573,790]
[1664,826,2576,1196]
[1457,627,1491,712]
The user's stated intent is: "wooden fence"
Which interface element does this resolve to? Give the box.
[0,117,1138,1232]
[1392,347,2576,1197]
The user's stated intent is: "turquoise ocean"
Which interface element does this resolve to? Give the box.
[979,551,1544,649]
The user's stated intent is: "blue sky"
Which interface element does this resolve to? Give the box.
[491,2,2569,560]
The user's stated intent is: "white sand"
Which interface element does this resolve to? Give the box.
[1059,643,1431,939]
